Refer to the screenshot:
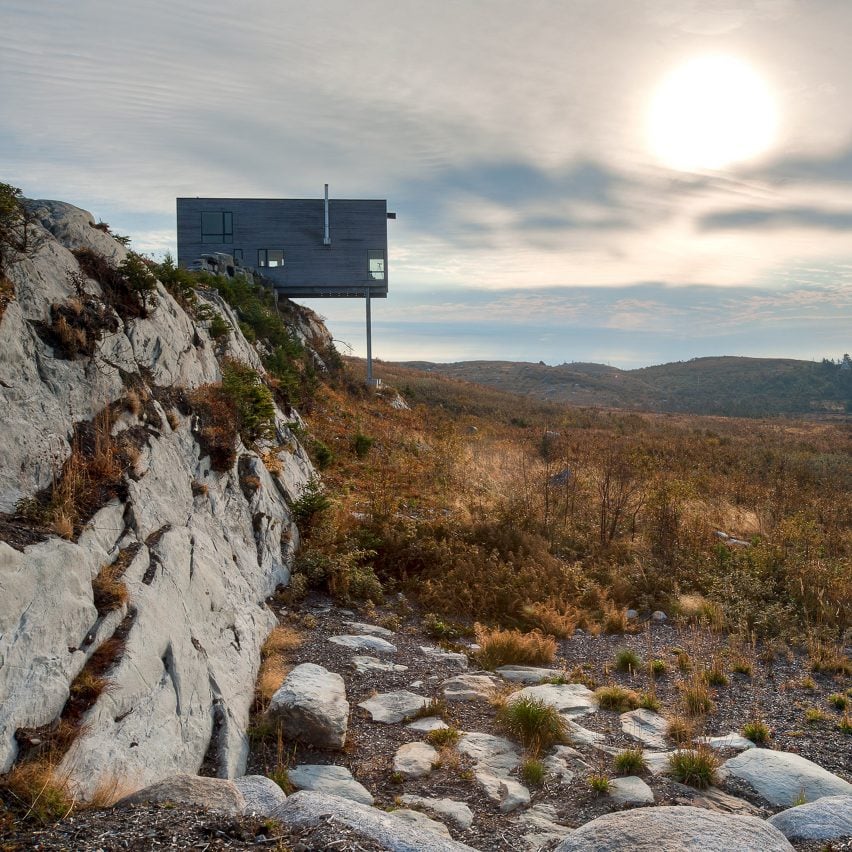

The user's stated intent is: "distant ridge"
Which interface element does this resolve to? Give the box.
[398,356,852,418]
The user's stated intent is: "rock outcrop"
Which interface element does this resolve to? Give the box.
[0,200,327,797]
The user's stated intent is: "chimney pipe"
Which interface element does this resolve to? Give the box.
[323,183,331,245]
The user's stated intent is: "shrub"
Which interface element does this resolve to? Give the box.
[596,684,639,712]
[520,758,546,786]
[602,606,629,634]
[291,477,331,527]
[475,625,556,670]
[221,359,276,445]
[614,648,642,673]
[0,182,43,273]
[262,626,303,658]
[613,747,647,775]
[497,696,567,755]
[828,693,848,711]
[648,659,667,677]
[668,747,718,789]
[638,691,661,712]
[312,440,334,469]
[208,313,230,340]
[118,252,158,311]
[353,431,374,459]
[742,719,770,744]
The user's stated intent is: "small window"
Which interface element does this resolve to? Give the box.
[368,250,385,280]
[233,248,244,263]
[201,211,233,244]
[258,249,284,268]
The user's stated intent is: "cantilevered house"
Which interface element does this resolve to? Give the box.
[176,186,393,380]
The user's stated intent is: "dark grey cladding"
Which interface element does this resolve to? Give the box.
[176,197,389,298]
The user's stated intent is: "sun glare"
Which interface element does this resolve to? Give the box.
[648,55,778,171]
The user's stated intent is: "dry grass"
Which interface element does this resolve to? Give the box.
[0,761,72,824]
[256,657,291,705]
[596,684,640,712]
[85,773,135,808]
[497,696,567,756]
[521,601,577,638]
[92,563,129,616]
[474,624,556,670]
[666,714,696,745]
[680,673,714,717]
[262,626,303,658]
[668,747,719,789]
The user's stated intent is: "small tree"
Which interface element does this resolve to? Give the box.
[0,182,42,273]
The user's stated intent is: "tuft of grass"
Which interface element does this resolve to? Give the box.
[827,693,848,711]
[613,747,647,775]
[497,696,567,756]
[799,675,816,691]
[614,648,642,673]
[668,747,719,789]
[704,657,728,687]
[602,607,629,635]
[474,624,556,670]
[808,642,851,677]
[839,712,852,735]
[0,761,72,825]
[92,563,129,616]
[804,707,828,724]
[638,691,661,712]
[256,657,291,705]
[666,714,695,746]
[676,651,692,672]
[595,684,639,712]
[426,726,460,748]
[648,659,667,677]
[407,698,448,722]
[680,676,714,717]
[731,657,752,676]
[262,626,303,658]
[520,757,547,786]
[742,719,771,744]
[588,772,611,793]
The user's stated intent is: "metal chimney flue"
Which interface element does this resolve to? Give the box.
[323,183,331,246]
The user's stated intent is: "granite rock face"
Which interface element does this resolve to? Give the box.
[767,795,852,842]
[0,200,328,797]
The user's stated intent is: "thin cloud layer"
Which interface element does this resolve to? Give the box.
[1,0,850,366]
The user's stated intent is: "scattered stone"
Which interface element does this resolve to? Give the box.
[118,774,245,815]
[391,808,452,837]
[644,751,679,775]
[517,802,571,849]
[553,806,794,851]
[352,655,408,674]
[267,663,349,749]
[420,645,469,668]
[406,716,449,732]
[358,690,431,723]
[495,665,563,683]
[442,673,500,701]
[608,775,654,806]
[767,795,852,842]
[671,783,766,817]
[393,741,439,779]
[544,745,587,782]
[400,794,474,830]
[721,748,852,806]
[697,732,754,752]
[410,680,424,688]
[343,620,395,637]
[651,610,668,623]
[475,770,531,813]
[620,708,668,749]
[564,719,606,747]
[287,764,374,805]
[458,732,521,775]
[625,609,638,620]
[234,775,287,816]
[507,683,597,717]
[329,634,397,653]
[272,791,476,851]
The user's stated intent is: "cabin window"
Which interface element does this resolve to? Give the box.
[201,211,233,243]
[368,250,385,280]
[258,249,284,268]
[233,248,244,263]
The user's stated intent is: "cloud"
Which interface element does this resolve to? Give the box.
[700,206,852,230]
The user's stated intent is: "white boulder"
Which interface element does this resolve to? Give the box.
[287,764,373,805]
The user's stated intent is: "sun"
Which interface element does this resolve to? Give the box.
[647,55,778,171]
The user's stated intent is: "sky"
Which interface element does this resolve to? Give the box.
[2,0,851,368]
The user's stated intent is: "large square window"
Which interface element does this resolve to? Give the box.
[368,250,385,280]
[201,211,233,243]
[258,249,284,268]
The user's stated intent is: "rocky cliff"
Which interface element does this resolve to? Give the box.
[0,200,324,798]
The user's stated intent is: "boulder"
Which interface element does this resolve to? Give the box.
[420,645,469,668]
[272,791,477,851]
[644,751,679,775]
[517,803,572,850]
[391,808,452,837]
[358,690,432,724]
[352,655,408,674]
[476,770,531,813]
[698,732,754,752]
[620,708,668,749]
[506,683,597,717]
[608,775,654,806]
[268,663,349,749]
[544,745,588,782]
[406,716,448,732]
[458,732,529,812]
[496,666,563,683]
[287,764,373,805]
[767,795,852,842]
[671,783,767,817]
[343,620,395,637]
[118,774,245,815]
[442,673,500,701]
[393,741,439,779]
[400,794,474,830]
[721,749,852,806]
[329,634,397,653]
[553,806,794,851]
[234,775,288,816]
[564,719,606,747]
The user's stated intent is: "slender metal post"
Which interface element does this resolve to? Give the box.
[365,287,373,385]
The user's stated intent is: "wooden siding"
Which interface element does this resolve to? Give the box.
[176,197,389,297]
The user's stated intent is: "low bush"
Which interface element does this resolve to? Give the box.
[520,757,546,786]
[614,648,641,673]
[221,359,276,445]
[828,693,848,711]
[742,719,770,744]
[426,726,460,748]
[596,684,639,712]
[291,477,331,528]
[588,772,611,793]
[475,625,556,670]
[353,431,374,459]
[497,696,567,755]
